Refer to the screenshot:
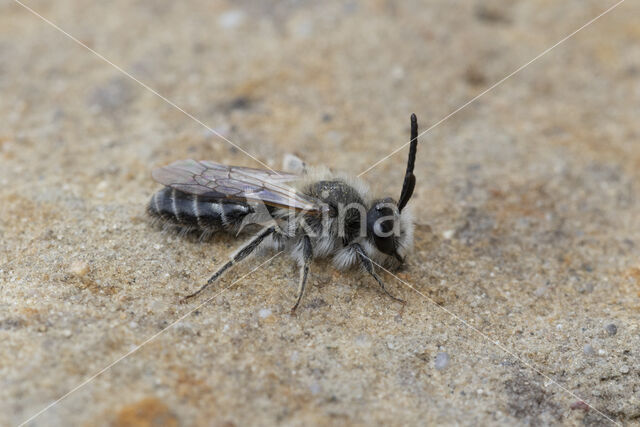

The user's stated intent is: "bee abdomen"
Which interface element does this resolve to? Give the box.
[148,187,250,232]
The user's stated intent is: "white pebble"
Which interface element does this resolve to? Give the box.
[442,229,455,240]
[435,352,450,370]
[258,308,272,319]
[534,287,547,297]
[69,260,90,277]
[218,10,245,29]
[391,66,405,81]
[309,382,322,395]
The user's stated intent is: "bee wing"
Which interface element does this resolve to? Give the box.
[152,159,324,213]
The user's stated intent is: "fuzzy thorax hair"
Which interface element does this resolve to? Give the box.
[293,166,415,269]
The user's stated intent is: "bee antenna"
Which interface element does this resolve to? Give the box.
[398,113,418,212]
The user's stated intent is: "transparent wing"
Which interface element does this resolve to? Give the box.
[152,159,324,213]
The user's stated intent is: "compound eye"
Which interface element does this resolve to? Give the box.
[373,218,395,237]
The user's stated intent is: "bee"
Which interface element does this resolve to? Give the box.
[148,114,419,312]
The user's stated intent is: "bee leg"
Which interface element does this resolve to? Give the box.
[181,226,275,302]
[354,244,406,306]
[290,235,312,314]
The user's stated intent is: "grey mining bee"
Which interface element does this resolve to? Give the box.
[148,114,419,312]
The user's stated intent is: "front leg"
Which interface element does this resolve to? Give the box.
[290,235,312,314]
[353,244,405,305]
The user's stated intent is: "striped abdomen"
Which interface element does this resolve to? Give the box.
[148,187,251,232]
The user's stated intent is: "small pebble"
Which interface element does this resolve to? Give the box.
[532,285,546,297]
[435,352,450,370]
[62,329,72,338]
[442,229,455,240]
[218,10,245,29]
[88,78,133,112]
[354,334,370,347]
[391,66,405,81]
[309,382,322,395]
[69,260,90,277]
[620,365,630,374]
[604,323,617,336]
[570,400,589,411]
[282,153,305,173]
[580,282,595,293]
[583,344,594,355]
[290,18,313,38]
[175,323,195,336]
[258,308,272,319]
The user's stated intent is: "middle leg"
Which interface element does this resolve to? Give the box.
[290,235,313,314]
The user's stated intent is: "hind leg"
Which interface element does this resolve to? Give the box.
[182,226,275,301]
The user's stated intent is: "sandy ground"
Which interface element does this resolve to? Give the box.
[1,0,639,425]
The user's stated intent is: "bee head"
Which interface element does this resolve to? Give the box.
[366,198,402,262]
[366,114,418,263]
